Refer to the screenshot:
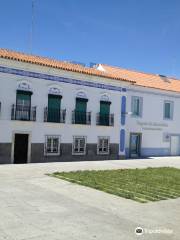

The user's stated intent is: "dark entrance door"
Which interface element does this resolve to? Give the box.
[14,134,29,164]
[130,133,141,158]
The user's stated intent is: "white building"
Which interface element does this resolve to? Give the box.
[0,49,180,164]
[97,64,180,158]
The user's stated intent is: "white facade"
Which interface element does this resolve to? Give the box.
[0,58,128,163]
[0,54,180,164]
[126,85,180,157]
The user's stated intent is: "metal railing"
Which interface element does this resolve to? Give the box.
[11,104,36,121]
[72,110,91,125]
[96,113,114,126]
[44,107,66,123]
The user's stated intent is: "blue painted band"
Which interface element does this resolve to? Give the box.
[122,88,127,92]
[120,129,125,152]
[0,66,123,92]
[121,96,126,125]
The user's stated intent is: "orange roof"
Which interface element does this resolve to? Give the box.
[1,49,180,93]
[0,49,134,83]
[100,64,180,93]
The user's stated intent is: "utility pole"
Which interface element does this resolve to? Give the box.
[30,0,35,54]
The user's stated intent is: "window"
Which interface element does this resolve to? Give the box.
[74,98,88,124]
[72,136,86,155]
[131,96,143,117]
[16,90,32,120]
[16,90,31,107]
[44,135,60,155]
[48,94,62,122]
[164,101,173,120]
[97,137,110,155]
[99,101,111,125]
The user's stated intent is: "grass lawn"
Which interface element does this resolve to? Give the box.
[50,167,180,203]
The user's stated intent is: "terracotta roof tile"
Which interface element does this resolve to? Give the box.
[100,64,180,93]
[0,49,134,83]
[1,49,180,93]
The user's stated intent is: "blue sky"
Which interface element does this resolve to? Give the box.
[0,0,180,78]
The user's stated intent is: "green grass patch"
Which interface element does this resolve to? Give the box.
[50,167,180,203]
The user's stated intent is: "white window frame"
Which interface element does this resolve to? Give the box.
[72,136,87,155]
[164,100,174,120]
[44,135,61,156]
[97,136,110,155]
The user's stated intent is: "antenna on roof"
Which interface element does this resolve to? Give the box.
[29,0,35,54]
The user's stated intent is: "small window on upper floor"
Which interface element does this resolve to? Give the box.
[164,101,173,120]
[131,96,143,117]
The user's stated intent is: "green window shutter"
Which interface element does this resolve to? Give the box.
[16,90,31,106]
[135,98,140,115]
[132,98,139,115]
[75,98,88,124]
[76,98,87,112]
[48,95,61,109]
[164,102,171,119]
[48,95,62,122]
[131,96,143,117]
[100,101,111,125]
[131,97,135,115]
[139,97,143,117]
[100,102,110,115]
[170,102,174,119]
[16,90,32,120]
